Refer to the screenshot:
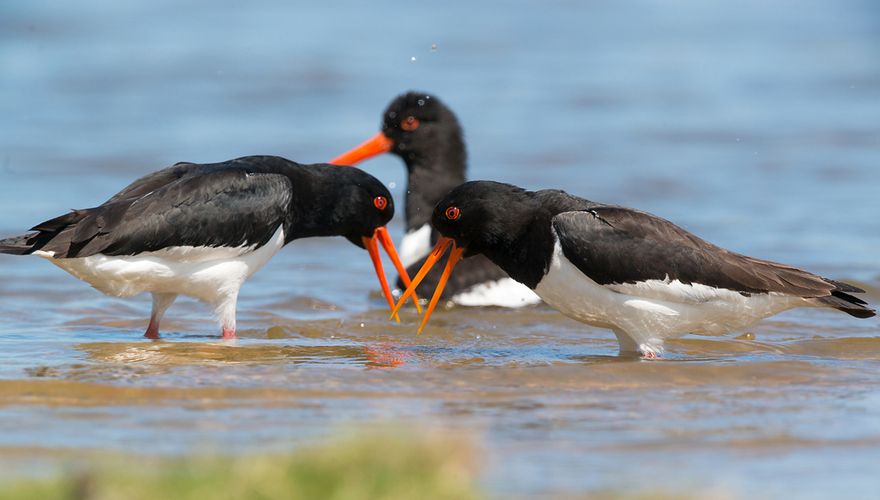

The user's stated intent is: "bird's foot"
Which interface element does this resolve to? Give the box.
[144,319,160,339]
[639,343,662,360]
[221,327,236,339]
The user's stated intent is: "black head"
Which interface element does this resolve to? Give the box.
[430,180,540,257]
[299,164,394,247]
[298,164,418,318]
[329,91,468,230]
[388,180,549,333]
[380,91,464,167]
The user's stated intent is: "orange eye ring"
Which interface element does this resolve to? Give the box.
[373,196,388,210]
[401,116,420,131]
[445,206,460,220]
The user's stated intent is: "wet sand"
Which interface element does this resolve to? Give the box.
[1,288,879,497]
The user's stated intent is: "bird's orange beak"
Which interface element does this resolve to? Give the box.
[362,226,422,323]
[330,132,393,166]
[390,237,464,334]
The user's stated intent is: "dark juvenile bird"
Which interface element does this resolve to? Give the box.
[0,156,416,338]
[330,91,540,308]
[393,181,875,357]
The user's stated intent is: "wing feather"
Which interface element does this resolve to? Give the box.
[551,208,853,300]
[35,169,291,258]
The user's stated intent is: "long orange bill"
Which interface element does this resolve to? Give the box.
[363,230,399,324]
[390,237,452,320]
[390,237,465,334]
[329,132,393,166]
[417,244,464,334]
[374,226,422,314]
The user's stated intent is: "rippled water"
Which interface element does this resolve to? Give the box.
[1,0,879,498]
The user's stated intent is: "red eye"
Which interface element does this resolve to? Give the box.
[373,196,388,210]
[401,116,420,131]
[445,206,460,220]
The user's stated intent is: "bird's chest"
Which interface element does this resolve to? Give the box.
[533,243,623,328]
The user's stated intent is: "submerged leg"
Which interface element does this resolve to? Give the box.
[612,328,663,359]
[145,293,178,339]
[214,291,239,339]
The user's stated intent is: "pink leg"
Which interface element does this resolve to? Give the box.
[144,293,177,340]
[144,316,160,339]
[215,293,239,339]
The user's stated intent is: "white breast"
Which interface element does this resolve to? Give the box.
[36,226,286,304]
[399,224,432,268]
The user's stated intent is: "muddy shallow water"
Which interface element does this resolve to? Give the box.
[2,0,880,498]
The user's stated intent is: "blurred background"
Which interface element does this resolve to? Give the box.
[1,1,879,498]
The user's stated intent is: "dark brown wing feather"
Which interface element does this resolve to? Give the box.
[16,169,292,258]
[551,208,874,318]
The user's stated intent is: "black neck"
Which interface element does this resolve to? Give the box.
[400,134,466,231]
[476,189,598,288]
[280,164,365,242]
[480,209,556,289]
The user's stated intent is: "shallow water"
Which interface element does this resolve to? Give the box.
[1,0,879,498]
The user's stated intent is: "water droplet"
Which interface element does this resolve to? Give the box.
[410,56,416,62]
[389,111,397,119]
[389,181,397,189]
[431,43,437,51]
[417,99,425,106]
[359,322,365,328]
[735,137,741,142]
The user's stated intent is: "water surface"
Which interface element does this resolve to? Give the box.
[1,0,879,498]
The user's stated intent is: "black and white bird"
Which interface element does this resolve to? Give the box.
[0,156,417,339]
[330,92,540,308]
[392,181,876,357]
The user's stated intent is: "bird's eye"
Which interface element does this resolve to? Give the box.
[373,196,388,210]
[401,116,420,131]
[445,206,461,220]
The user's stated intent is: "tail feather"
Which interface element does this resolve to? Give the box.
[824,279,865,294]
[818,289,876,319]
[30,209,88,232]
[0,233,39,255]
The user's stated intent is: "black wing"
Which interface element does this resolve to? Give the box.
[103,162,206,204]
[102,156,292,204]
[551,208,873,316]
[26,169,292,258]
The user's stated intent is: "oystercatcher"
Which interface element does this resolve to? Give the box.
[330,92,540,308]
[392,181,875,357]
[0,156,418,339]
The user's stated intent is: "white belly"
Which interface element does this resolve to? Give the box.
[534,241,809,353]
[35,226,286,305]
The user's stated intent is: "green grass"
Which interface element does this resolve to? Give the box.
[0,431,481,500]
